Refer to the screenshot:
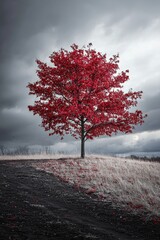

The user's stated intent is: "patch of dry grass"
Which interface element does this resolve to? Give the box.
[31,156,160,219]
[0,154,77,161]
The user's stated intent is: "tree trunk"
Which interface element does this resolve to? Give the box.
[81,116,85,158]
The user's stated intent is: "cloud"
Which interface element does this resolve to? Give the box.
[0,0,160,154]
[47,130,160,155]
[0,59,35,110]
[0,106,59,146]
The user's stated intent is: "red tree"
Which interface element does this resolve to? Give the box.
[27,43,146,158]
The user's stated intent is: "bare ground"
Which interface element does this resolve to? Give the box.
[0,159,160,240]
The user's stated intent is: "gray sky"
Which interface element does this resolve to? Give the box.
[0,0,160,154]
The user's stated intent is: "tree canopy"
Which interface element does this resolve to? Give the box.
[27,43,146,158]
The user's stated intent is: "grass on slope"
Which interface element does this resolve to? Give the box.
[29,155,160,221]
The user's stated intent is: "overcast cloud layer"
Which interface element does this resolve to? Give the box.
[0,0,160,155]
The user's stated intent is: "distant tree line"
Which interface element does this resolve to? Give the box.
[0,145,54,156]
[0,145,29,155]
[129,155,160,163]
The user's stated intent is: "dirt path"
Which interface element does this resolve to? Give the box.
[0,160,159,240]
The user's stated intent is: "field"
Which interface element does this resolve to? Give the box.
[1,154,160,222]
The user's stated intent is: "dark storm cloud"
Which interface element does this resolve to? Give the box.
[0,0,160,152]
[142,110,160,132]
[140,138,160,152]
[0,63,22,109]
[0,0,97,60]
[134,90,160,133]
[143,93,160,113]
[0,0,59,59]
[85,132,160,155]
[1,0,159,60]
[0,108,58,146]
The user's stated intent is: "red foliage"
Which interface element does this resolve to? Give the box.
[27,43,146,154]
[85,187,97,194]
[152,216,160,225]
